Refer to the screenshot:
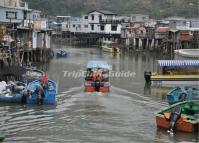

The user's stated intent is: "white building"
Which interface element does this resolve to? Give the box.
[83,10,122,34]
[61,17,82,33]
[0,0,41,24]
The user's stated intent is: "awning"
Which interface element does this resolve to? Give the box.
[158,60,199,67]
[87,61,109,69]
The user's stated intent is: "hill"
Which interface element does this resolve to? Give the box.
[24,0,199,18]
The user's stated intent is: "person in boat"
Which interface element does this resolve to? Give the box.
[21,89,31,106]
[35,85,45,105]
[92,69,104,92]
[95,75,101,92]
[93,69,103,82]
[85,68,93,81]
[39,75,49,90]
[113,47,117,53]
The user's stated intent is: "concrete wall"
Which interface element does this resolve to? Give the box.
[0,6,24,23]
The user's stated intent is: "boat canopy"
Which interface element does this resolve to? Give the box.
[87,61,109,69]
[158,60,199,67]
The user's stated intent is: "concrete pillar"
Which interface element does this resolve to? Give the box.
[151,39,154,50]
[139,38,142,50]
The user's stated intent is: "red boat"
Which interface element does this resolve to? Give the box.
[156,100,199,133]
[84,61,110,93]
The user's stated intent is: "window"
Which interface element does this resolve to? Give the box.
[84,16,88,19]
[99,15,102,21]
[73,24,76,28]
[100,25,104,31]
[24,11,27,20]
[91,24,94,30]
[111,25,117,31]
[91,15,94,20]
[84,25,88,28]
[6,11,17,19]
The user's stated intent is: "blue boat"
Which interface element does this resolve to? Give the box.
[0,81,26,103]
[27,79,57,105]
[56,49,68,58]
[0,80,57,105]
[167,87,199,105]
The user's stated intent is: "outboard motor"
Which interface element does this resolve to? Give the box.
[144,71,152,83]
[178,92,187,101]
[168,106,182,133]
[95,79,101,92]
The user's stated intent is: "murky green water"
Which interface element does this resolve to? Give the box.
[0,45,198,143]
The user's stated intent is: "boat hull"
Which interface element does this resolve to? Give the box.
[102,47,120,53]
[27,80,57,105]
[156,101,199,133]
[84,82,110,93]
[156,114,198,132]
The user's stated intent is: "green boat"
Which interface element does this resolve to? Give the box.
[156,100,199,133]
[167,87,199,105]
[0,133,5,141]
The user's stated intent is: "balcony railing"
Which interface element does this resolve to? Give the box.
[100,19,123,24]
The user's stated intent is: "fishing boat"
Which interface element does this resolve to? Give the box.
[156,100,199,133]
[144,60,199,86]
[0,78,57,105]
[0,133,5,141]
[167,87,199,105]
[0,81,26,103]
[27,79,57,105]
[101,41,120,53]
[56,49,68,58]
[84,60,110,93]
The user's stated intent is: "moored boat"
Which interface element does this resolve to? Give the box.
[144,60,199,86]
[0,81,26,103]
[0,78,57,105]
[156,100,199,133]
[56,49,68,58]
[101,41,120,53]
[167,87,199,105]
[0,133,5,141]
[84,60,110,93]
[27,79,58,105]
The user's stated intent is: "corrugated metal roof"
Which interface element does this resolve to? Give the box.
[88,10,117,15]
[87,61,109,69]
[158,60,199,67]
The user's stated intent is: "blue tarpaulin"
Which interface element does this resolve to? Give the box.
[158,60,199,67]
[87,61,109,69]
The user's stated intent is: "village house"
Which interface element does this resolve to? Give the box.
[84,10,122,35]
[0,0,52,65]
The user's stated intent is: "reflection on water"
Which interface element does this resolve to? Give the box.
[0,45,198,143]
